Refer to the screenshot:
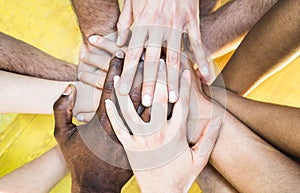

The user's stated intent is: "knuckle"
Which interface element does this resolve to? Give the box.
[167,52,180,65]
[125,50,140,61]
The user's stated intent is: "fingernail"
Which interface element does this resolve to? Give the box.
[63,86,72,96]
[169,90,178,103]
[212,117,223,128]
[142,94,152,107]
[201,66,209,77]
[159,59,165,71]
[113,75,120,83]
[88,35,98,44]
[105,99,112,107]
[183,70,191,83]
[115,50,125,59]
[119,83,129,95]
[76,114,84,122]
[141,52,145,61]
[117,36,121,46]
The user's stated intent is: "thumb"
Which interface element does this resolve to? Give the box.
[192,117,222,167]
[117,0,133,46]
[53,85,77,143]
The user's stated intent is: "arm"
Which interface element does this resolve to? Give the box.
[213,0,300,94]
[211,109,300,193]
[0,32,77,81]
[71,0,120,43]
[0,146,67,193]
[0,71,100,118]
[53,56,139,192]
[204,85,300,159]
[201,0,279,58]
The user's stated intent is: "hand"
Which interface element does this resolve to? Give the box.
[180,54,226,145]
[75,39,119,122]
[53,56,137,192]
[106,59,221,192]
[116,0,216,107]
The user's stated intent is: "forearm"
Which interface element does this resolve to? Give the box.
[0,146,67,193]
[210,110,300,193]
[201,0,279,58]
[0,32,77,81]
[213,0,300,94]
[196,164,238,193]
[0,71,73,114]
[204,85,300,158]
[71,0,120,43]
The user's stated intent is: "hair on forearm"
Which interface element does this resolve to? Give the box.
[0,32,77,81]
[71,0,120,43]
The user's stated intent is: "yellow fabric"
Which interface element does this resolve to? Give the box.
[0,0,300,193]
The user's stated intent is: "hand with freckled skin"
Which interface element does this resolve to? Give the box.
[53,55,145,193]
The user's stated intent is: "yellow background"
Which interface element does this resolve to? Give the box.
[0,0,299,192]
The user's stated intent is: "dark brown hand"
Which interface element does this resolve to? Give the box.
[53,56,144,193]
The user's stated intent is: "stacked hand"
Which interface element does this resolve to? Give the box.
[105,59,221,192]
[54,56,138,192]
[116,0,216,109]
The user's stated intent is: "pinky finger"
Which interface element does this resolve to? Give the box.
[105,99,131,145]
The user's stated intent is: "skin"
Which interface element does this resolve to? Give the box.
[106,60,221,193]
[185,62,300,193]
[53,56,147,192]
[0,32,77,81]
[201,0,279,58]
[116,0,215,108]
[213,0,300,95]
[203,85,300,159]
[0,146,67,193]
[196,163,238,193]
[71,0,120,44]
[0,71,100,118]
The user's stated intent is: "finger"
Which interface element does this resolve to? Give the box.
[170,70,191,128]
[191,117,222,164]
[96,54,125,118]
[114,75,145,129]
[53,85,77,143]
[166,29,182,103]
[186,22,215,84]
[142,46,161,107]
[129,61,144,109]
[76,112,95,123]
[118,27,147,95]
[77,61,98,73]
[82,51,111,72]
[150,59,168,126]
[88,34,120,55]
[105,99,131,145]
[78,70,107,89]
[166,49,180,103]
[117,0,133,46]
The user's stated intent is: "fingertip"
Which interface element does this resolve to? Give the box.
[62,85,73,96]
[142,94,152,107]
[88,35,99,44]
[115,50,125,59]
[168,90,178,103]
[182,69,191,83]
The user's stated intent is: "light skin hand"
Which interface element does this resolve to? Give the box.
[116,0,215,107]
[106,60,221,192]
